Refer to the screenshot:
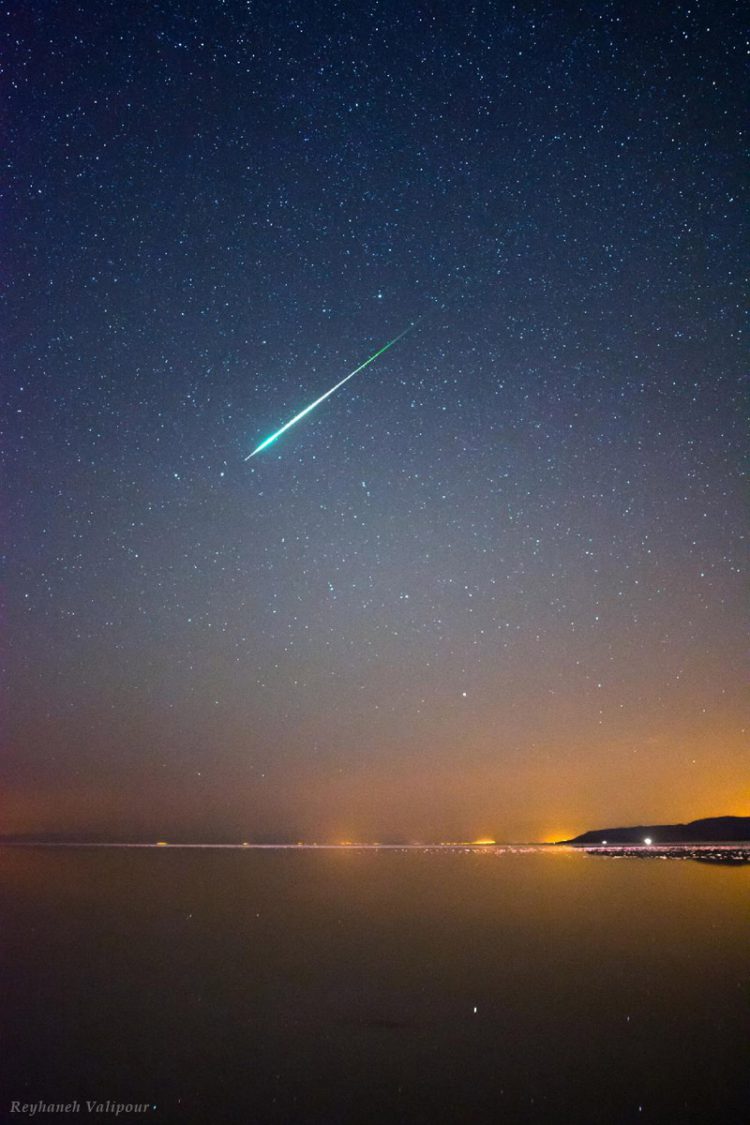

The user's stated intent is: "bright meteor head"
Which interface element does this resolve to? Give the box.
[245,322,417,460]
[249,432,281,457]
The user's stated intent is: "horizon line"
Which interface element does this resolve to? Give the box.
[1,840,747,851]
[0,840,547,849]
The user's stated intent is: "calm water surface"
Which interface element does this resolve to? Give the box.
[1,847,747,1124]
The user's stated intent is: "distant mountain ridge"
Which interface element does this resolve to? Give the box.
[559,815,750,845]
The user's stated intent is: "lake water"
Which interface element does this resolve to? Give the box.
[1,846,747,1123]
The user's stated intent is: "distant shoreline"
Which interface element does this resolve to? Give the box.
[557,815,750,846]
[1,840,749,854]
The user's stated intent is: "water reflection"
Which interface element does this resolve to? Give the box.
[1,846,748,1123]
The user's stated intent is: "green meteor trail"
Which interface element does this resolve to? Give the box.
[244,322,417,459]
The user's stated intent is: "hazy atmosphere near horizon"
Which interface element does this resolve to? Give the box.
[5,0,746,844]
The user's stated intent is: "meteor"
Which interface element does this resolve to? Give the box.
[244,321,417,459]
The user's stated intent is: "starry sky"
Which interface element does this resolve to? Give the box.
[4,0,746,842]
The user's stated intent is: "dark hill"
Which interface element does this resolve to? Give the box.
[558,815,750,846]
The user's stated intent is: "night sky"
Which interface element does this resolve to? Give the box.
[5,1,746,843]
